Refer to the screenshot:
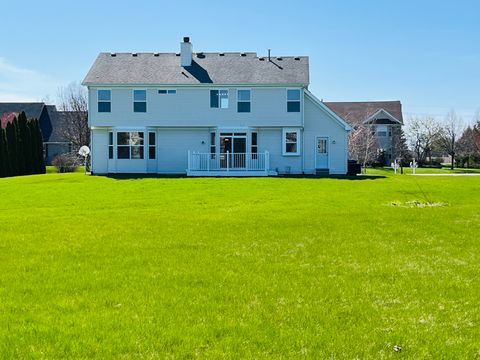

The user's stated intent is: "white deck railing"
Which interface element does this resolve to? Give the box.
[188,151,269,173]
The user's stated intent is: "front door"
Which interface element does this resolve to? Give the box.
[315,137,328,169]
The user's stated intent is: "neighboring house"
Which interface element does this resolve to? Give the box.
[324,101,404,164]
[0,103,73,164]
[82,37,351,176]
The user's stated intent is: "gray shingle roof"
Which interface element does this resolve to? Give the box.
[82,52,309,86]
[0,102,45,120]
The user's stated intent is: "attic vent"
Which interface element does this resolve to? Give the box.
[154,53,160,57]
[294,57,300,60]
[197,52,205,58]
[132,53,138,57]
[110,53,116,57]
[259,57,265,61]
[219,53,225,56]
[277,57,283,61]
[240,53,247,57]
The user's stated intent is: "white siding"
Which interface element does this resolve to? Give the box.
[258,129,302,174]
[91,129,109,174]
[303,97,348,174]
[88,87,302,128]
[157,129,209,173]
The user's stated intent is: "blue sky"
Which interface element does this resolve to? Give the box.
[1,0,479,122]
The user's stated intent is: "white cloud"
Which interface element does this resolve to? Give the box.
[0,58,63,102]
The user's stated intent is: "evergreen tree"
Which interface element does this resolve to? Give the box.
[33,119,46,174]
[5,121,18,176]
[16,112,28,175]
[0,127,7,177]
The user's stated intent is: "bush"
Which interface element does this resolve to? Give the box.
[52,153,80,173]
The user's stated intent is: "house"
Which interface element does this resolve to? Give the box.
[325,101,403,164]
[82,37,351,176]
[0,102,74,164]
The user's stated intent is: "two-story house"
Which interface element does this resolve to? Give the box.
[82,37,351,176]
[325,101,404,165]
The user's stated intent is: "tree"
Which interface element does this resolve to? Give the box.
[391,126,411,165]
[436,110,464,169]
[0,127,7,177]
[457,126,478,167]
[406,115,442,163]
[5,121,18,176]
[57,82,89,150]
[16,112,31,174]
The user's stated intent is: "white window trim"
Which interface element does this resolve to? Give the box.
[97,89,111,112]
[286,88,301,113]
[282,128,301,156]
[237,88,251,113]
[210,89,229,109]
[133,89,147,112]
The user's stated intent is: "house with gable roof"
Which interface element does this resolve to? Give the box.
[83,37,352,176]
[325,101,404,165]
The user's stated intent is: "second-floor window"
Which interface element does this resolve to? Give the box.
[237,89,251,113]
[287,89,300,112]
[210,89,229,109]
[98,90,111,112]
[134,90,147,112]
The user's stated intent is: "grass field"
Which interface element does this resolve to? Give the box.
[0,172,479,358]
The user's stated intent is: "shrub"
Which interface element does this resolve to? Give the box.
[52,153,80,173]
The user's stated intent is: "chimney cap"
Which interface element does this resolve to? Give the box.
[183,36,190,43]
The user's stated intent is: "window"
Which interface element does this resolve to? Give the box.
[108,132,113,159]
[133,90,147,112]
[283,128,300,155]
[148,132,156,159]
[377,131,387,137]
[287,89,300,112]
[237,89,251,113]
[210,132,216,159]
[251,132,258,159]
[158,89,176,94]
[98,90,111,112]
[117,132,144,159]
[210,89,228,109]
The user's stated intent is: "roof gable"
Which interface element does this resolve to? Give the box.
[304,90,352,131]
[83,52,309,86]
[324,101,403,126]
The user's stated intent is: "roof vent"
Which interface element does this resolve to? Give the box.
[219,53,225,56]
[175,53,180,56]
[277,57,283,61]
[154,53,160,57]
[183,36,190,42]
[240,53,247,57]
[132,53,138,57]
[294,57,300,60]
[110,53,116,57]
[259,57,265,61]
[197,52,205,59]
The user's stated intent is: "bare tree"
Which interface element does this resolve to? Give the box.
[436,110,464,169]
[57,82,89,150]
[344,107,379,172]
[406,115,441,163]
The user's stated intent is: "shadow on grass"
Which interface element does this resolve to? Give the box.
[102,173,386,181]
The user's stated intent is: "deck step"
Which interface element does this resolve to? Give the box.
[315,168,330,177]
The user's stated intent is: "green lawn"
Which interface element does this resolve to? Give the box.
[0,172,479,358]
